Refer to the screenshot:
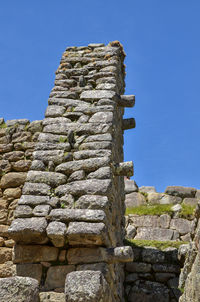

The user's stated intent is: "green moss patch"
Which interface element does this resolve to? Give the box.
[126,204,196,218]
[125,239,189,250]
[126,204,173,216]
[0,123,7,129]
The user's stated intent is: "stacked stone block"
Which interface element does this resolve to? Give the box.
[8,42,134,301]
[125,245,183,302]
[0,118,42,278]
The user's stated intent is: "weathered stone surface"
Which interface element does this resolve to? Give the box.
[80,89,115,100]
[170,218,191,235]
[12,160,31,172]
[26,171,67,187]
[142,247,166,263]
[125,179,138,193]
[18,195,50,206]
[0,159,11,174]
[179,254,200,302]
[43,122,111,135]
[75,195,109,211]
[0,224,9,237]
[8,217,48,244]
[0,209,8,223]
[79,141,112,150]
[108,246,133,263]
[77,262,109,280]
[56,157,110,174]
[87,167,111,179]
[0,276,39,302]
[14,205,33,218]
[0,143,13,153]
[84,133,112,142]
[3,151,25,161]
[126,224,137,239]
[13,245,58,263]
[35,142,70,151]
[65,270,111,302]
[128,215,160,228]
[22,182,51,195]
[73,149,111,160]
[89,112,113,123]
[161,194,182,204]
[33,150,64,165]
[125,192,146,207]
[128,280,169,302]
[67,222,107,245]
[46,221,67,247]
[165,186,196,198]
[16,264,42,282]
[159,214,171,228]
[45,105,66,117]
[147,192,164,204]
[3,187,21,199]
[30,160,46,171]
[48,98,88,108]
[126,262,151,273]
[155,272,176,282]
[49,209,106,223]
[33,205,51,216]
[56,179,112,197]
[60,194,75,208]
[139,186,156,193]
[114,161,133,177]
[0,247,12,263]
[67,248,104,264]
[45,265,75,290]
[0,172,27,188]
[182,197,198,206]
[39,292,65,302]
[152,263,180,273]
[0,261,16,277]
[26,120,42,133]
[68,170,85,182]
[135,227,174,241]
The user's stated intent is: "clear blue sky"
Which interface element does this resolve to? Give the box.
[0,1,200,192]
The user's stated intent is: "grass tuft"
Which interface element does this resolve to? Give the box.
[126,204,173,216]
[126,204,196,218]
[125,239,189,250]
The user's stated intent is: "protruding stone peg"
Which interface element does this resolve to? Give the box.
[113,161,133,177]
[116,95,135,107]
[122,118,136,130]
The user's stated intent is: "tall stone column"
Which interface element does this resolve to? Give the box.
[8,41,135,301]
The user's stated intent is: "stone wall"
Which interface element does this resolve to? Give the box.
[125,245,183,302]
[0,42,198,302]
[125,180,198,241]
[6,42,135,302]
[0,119,42,278]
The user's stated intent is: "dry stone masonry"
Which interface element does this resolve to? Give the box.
[0,42,199,302]
[0,119,43,278]
[125,180,198,242]
[5,41,135,302]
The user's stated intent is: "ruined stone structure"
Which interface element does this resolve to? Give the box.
[0,42,199,302]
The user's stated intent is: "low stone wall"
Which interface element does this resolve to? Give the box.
[126,214,194,241]
[125,245,184,302]
[0,119,42,278]
[125,179,200,207]
[125,180,198,241]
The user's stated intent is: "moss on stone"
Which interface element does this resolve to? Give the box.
[125,239,189,250]
[126,204,196,218]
